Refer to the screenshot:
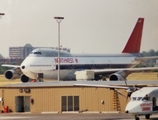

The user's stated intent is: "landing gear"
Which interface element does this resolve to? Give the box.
[145,114,150,119]
[135,115,139,120]
[37,78,44,82]
[101,76,106,81]
[37,73,44,82]
[134,114,150,120]
[95,75,106,81]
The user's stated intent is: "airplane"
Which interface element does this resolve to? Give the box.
[125,87,158,120]
[2,18,158,83]
[73,83,158,120]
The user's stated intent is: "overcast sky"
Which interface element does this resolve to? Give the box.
[0,0,158,57]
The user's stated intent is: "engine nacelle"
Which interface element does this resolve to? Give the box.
[4,69,20,80]
[109,73,126,81]
[20,74,30,83]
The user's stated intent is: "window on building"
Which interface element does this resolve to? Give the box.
[74,96,79,111]
[62,96,67,111]
[61,96,79,112]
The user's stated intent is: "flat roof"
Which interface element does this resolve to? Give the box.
[1,80,158,88]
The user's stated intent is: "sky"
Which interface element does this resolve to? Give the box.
[0,0,158,57]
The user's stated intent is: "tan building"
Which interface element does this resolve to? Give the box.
[0,82,130,113]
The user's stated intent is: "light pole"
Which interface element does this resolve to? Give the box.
[0,13,5,19]
[54,17,64,81]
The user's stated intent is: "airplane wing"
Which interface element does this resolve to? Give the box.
[90,66,158,80]
[73,83,139,95]
[1,64,20,68]
[73,83,129,89]
[93,67,158,75]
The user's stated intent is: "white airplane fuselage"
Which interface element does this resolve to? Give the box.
[20,48,141,80]
[125,87,158,120]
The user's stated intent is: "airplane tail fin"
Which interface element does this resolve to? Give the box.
[122,18,144,53]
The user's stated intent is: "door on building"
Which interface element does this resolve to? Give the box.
[15,96,24,112]
[24,96,30,112]
[61,96,79,112]
[15,96,30,112]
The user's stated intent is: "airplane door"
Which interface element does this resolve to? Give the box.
[91,60,95,69]
[52,61,56,70]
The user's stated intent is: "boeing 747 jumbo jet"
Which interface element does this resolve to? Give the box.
[2,18,158,82]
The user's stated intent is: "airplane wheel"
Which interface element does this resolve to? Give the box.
[135,115,139,120]
[145,114,150,119]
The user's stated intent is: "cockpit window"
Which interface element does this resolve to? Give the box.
[33,52,42,54]
[137,97,142,101]
[30,52,42,54]
[132,97,136,101]
[142,96,150,101]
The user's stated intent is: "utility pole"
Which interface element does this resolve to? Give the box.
[54,17,64,81]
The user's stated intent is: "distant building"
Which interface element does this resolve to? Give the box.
[0,54,3,59]
[9,44,34,59]
[156,60,158,67]
[9,44,70,59]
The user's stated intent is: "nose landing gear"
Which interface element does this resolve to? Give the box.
[134,114,150,120]
[37,73,44,82]
[135,115,139,120]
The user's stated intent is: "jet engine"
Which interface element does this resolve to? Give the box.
[20,74,30,83]
[109,73,126,81]
[4,69,20,80]
[109,70,130,81]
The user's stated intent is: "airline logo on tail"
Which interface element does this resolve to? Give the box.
[122,18,144,53]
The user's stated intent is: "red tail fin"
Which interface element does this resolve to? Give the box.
[122,18,144,53]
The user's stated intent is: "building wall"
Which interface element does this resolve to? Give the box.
[9,46,34,59]
[0,86,128,113]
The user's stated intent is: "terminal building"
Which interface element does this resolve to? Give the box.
[0,81,128,113]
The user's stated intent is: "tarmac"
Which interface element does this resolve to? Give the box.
[0,113,158,120]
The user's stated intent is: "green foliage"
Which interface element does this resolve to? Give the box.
[142,49,158,56]
[0,64,8,74]
[140,49,158,68]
